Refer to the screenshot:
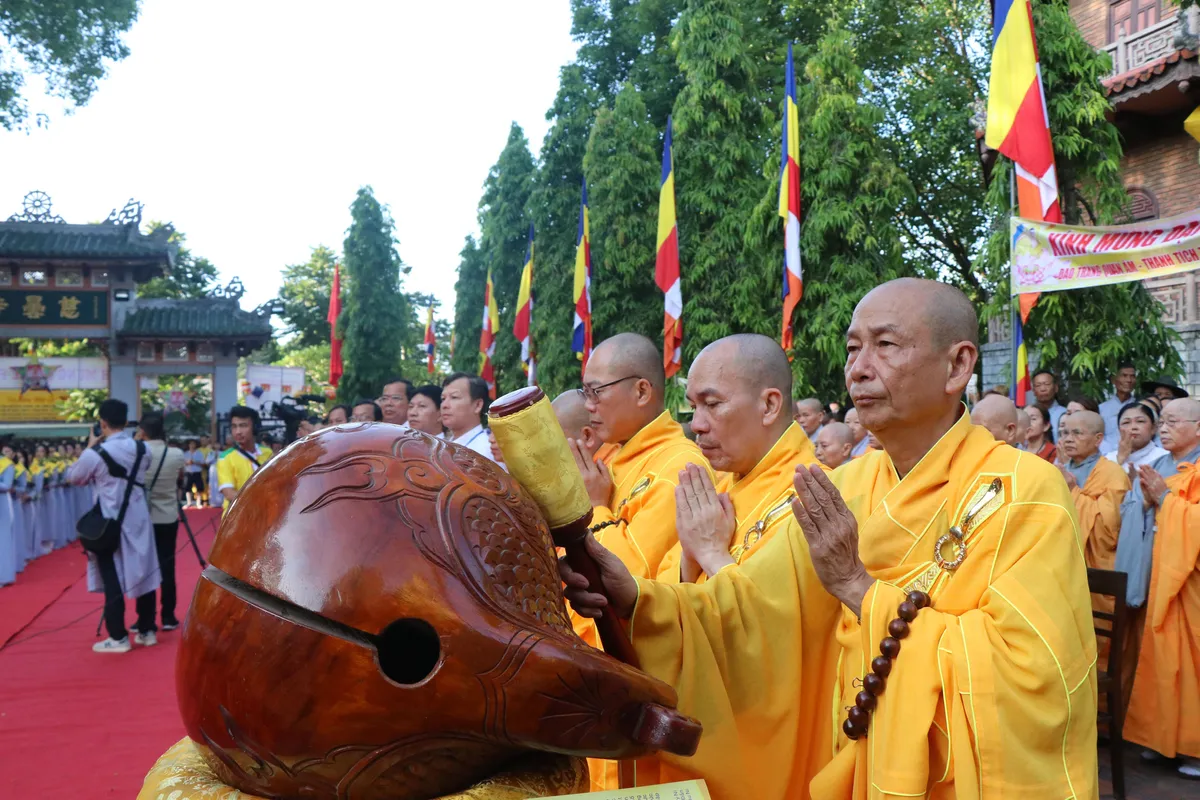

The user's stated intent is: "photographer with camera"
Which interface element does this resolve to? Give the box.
[66,399,160,654]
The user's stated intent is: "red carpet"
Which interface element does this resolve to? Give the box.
[0,508,221,800]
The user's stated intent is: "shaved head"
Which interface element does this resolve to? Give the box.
[591,333,665,395]
[584,333,668,444]
[1059,409,1105,461]
[970,393,1019,445]
[866,277,978,349]
[846,278,979,474]
[687,334,793,474]
[1014,408,1030,445]
[551,390,590,440]
[1159,398,1200,456]
[794,397,824,436]
[815,423,854,469]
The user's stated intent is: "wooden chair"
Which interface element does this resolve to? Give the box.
[1088,567,1129,800]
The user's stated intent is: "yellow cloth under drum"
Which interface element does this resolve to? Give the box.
[628,412,1099,800]
[137,738,589,800]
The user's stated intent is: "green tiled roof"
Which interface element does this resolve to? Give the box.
[118,299,272,339]
[0,221,176,266]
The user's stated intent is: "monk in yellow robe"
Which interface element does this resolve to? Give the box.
[1124,397,1200,778]
[562,278,1098,799]
[566,333,709,792]
[1057,409,1129,671]
[624,334,841,795]
[655,333,825,581]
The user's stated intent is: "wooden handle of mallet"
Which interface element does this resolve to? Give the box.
[488,386,640,667]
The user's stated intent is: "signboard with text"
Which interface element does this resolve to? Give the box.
[0,357,109,391]
[1010,210,1200,296]
[0,289,108,326]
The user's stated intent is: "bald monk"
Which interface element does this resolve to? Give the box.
[550,389,613,463]
[1015,407,1031,448]
[562,278,1098,799]
[616,334,840,792]
[815,422,855,469]
[970,393,1019,445]
[1124,397,1200,778]
[844,407,869,457]
[793,397,824,438]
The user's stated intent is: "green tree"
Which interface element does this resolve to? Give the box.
[0,0,139,130]
[476,123,535,395]
[278,245,338,349]
[585,84,663,348]
[670,0,777,365]
[450,236,486,374]
[137,222,219,299]
[338,187,415,401]
[527,66,598,397]
[761,23,912,401]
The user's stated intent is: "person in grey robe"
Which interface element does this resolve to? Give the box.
[67,399,160,653]
[0,443,16,586]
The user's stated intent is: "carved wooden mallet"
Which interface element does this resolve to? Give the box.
[488,386,641,666]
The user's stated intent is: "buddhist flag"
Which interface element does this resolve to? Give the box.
[779,41,803,353]
[514,224,536,385]
[656,116,682,378]
[479,267,499,399]
[423,304,436,375]
[1013,311,1031,406]
[986,0,1061,324]
[573,178,594,371]
[449,330,455,359]
[326,262,343,388]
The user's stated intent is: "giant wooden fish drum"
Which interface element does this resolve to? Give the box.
[177,419,699,800]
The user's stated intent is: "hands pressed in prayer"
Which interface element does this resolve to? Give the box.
[1138,465,1169,509]
[558,534,638,620]
[1117,431,1135,467]
[1058,464,1079,491]
[675,463,736,582]
[790,464,874,617]
[570,438,613,507]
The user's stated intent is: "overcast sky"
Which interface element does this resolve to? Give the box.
[1,0,579,323]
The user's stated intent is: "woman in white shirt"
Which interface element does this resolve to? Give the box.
[1107,400,1168,469]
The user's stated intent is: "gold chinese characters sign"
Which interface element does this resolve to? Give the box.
[0,289,108,325]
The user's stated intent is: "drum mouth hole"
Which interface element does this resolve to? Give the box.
[375,618,442,686]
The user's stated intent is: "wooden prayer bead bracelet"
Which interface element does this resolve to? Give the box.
[842,590,931,740]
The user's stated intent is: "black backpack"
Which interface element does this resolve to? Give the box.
[76,440,146,555]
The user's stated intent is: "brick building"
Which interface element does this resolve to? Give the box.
[984,2,1200,394]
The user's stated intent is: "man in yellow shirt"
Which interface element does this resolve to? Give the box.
[216,406,271,513]
[563,279,1098,799]
[638,334,841,794]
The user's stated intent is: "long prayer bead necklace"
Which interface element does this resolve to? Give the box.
[842,589,931,740]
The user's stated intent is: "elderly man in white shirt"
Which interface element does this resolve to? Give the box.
[66,399,160,654]
[440,372,499,462]
[378,377,413,429]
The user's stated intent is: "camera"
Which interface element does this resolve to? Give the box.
[267,394,325,444]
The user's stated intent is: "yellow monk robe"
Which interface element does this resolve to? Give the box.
[1069,456,1129,667]
[630,413,1098,800]
[576,411,710,792]
[655,422,821,582]
[1124,462,1200,760]
[625,422,839,793]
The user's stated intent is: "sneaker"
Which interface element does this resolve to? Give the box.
[161,620,180,631]
[1141,749,1167,762]
[93,637,131,654]
[134,630,157,647]
[1180,756,1200,779]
